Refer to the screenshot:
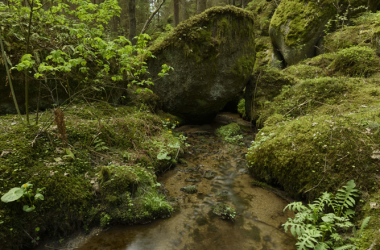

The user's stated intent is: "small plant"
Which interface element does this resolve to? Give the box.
[1,183,45,212]
[283,180,370,250]
[213,203,236,221]
[94,138,109,152]
[162,118,179,130]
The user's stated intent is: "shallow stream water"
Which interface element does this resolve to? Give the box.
[71,114,296,250]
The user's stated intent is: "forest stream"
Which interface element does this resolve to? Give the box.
[42,113,297,250]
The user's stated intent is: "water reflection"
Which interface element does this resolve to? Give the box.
[76,121,296,250]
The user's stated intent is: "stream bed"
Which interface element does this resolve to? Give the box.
[40,114,296,250]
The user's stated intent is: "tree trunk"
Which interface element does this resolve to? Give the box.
[182,0,187,22]
[174,0,179,27]
[241,0,245,8]
[196,0,206,14]
[232,0,235,5]
[128,0,136,45]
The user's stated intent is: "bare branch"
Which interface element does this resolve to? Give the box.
[140,0,166,34]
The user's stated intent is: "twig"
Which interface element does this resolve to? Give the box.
[283,99,313,117]
[304,176,325,194]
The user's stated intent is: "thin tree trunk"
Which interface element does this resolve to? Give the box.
[232,0,235,5]
[140,0,166,34]
[182,0,187,22]
[25,0,34,125]
[196,0,206,14]
[0,28,22,121]
[128,0,136,45]
[241,0,245,8]
[174,0,179,27]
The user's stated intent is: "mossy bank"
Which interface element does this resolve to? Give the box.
[0,102,184,250]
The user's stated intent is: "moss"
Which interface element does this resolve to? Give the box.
[247,77,380,200]
[327,46,380,77]
[237,99,245,118]
[245,66,297,123]
[323,11,380,54]
[253,36,272,69]
[354,190,380,249]
[247,0,279,36]
[215,123,241,138]
[270,0,336,47]
[283,64,325,79]
[149,6,254,55]
[0,103,182,249]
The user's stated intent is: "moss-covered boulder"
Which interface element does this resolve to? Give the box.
[247,0,280,36]
[269,0,379,66]
[246,77,380,200]
[147,6,256,123]
[245,66,297,124]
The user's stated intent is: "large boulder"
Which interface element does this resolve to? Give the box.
[269,0,380,67]
[147,6,256,123]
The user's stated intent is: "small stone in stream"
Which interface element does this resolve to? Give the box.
[215,176,226,180]
[204,171,217,179]
[185,178,201,182]
[185,167,196,172]
[179,158,187,165]
[180,185,197,194]
[238,168,249,174]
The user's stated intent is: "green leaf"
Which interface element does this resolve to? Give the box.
[34,193,44,201]
[23,205,35,212]
[1,187,24,203]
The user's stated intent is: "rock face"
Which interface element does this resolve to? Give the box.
[147,6,256,123]
[269,0,380,67]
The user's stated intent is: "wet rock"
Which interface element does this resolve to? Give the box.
[180,185,198,194]
[238,168,249,174]
[185,178,201,182]
[204,171,217,179]
[146,6,255,123]
[184,167,196,172]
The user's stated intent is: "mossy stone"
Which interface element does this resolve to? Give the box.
[147,6,256,123]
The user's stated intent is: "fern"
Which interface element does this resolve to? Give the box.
[358,216,371,238]
[333,180,359,217]
[334,244,355,250]
[296,229,322,250]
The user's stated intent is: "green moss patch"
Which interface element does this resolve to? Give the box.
[245,66,297,124]
[327,46,380,77]
[0,102,183,249]
[247,77,380,200]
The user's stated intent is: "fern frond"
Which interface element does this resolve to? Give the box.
[296,229,322,250]
[283,219,309,237]
[334,180,359,216]
[358,216,371,238]
[284,201,308,212]
[334,244,355,250]
[315,242,329,250]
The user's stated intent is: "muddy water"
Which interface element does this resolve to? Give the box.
[76,120,296,250]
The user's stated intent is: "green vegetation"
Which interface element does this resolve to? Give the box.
[212,203,236,221]
[283,180,369,249]
[215,123,243,145]
[0,103,184,249]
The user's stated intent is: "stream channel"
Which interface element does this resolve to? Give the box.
[43,113,296,250]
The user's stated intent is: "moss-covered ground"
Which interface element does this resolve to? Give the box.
[246,8,380,248]
[0,101,185,250]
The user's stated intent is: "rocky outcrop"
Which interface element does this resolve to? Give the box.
[147,6,256,123]
[269,0,380,67]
